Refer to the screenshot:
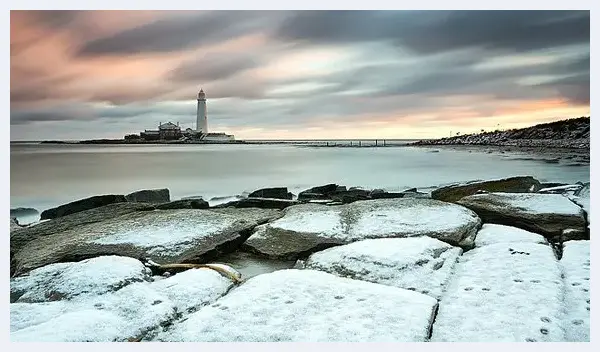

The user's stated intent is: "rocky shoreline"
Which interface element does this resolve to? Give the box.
[10,177,590,342]
[411,116,590,150]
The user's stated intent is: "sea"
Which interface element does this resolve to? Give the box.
[10,141,590,225]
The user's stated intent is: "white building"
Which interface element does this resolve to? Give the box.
[194,88,235,142]
[196,89,208,133]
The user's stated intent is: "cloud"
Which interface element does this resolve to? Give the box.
[9,10,590,140]
[76,11,288,56]
[275,10,590,54]
[169,52,262,82]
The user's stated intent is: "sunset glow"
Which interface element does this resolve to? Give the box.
[10,10,590,141]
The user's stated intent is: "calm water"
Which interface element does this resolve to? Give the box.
[11,143,589,223]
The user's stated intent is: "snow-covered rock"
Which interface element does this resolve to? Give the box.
[431,176,541,203]
[457,193,586,241]
[431,242,565,342]
[11,256,150,303]
[244,198,481,259]
[12,208,281,276]
[305,237,462,299]
[474,224,548,248]
[148,268,236,314]
[157,269,438,342]
[560,240,590,342]
[11,284,176,342]
[10,256,235,342]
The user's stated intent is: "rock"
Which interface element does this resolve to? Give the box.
[474,224,548,248]
[10,217,22,232]
[11,256,150,303]
[369,191,406,199]
[297,184,340,200]
[560,240,590,342]
[40,194,127,220]
[574,182,589,198]
[457,193,586,241]
[431,176,541,203]
[10,264,233,342]
[11,202,156,257]
[11,208,281,276]
[305,237,462,299]
[248,187,292,200]
[156,269,438,342]
[431,242,565,342]
[330,188,371,203]
[400,191,430,199]
[540,182,569,189]
[214,197,299,210]
[244,198,481,260]
[402,188,418,193]
[155,199,209,210]
[10,207,39,218]
[125,188,170,204]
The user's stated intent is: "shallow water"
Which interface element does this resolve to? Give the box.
[216,252,296,280]
[11,143,589,223]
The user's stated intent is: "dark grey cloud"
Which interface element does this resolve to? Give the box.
[276,10,589,54]
[77,11,289,56]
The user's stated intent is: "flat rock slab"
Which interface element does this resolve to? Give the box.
[244,198,481,259]
[11,256,150,303]
[156,269,438,342]
[10,202,155,256]
[305,237,462,299]
[431,176,541,203]
[457,193,586,241]
[12,208,281,276]
[431,242,565,342]
[474,224,548,248]
[560,240,590,342]
[10,256,234,342]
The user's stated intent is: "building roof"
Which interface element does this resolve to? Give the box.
[159,122,180,130]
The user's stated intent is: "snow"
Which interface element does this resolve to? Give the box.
[149,268,234,314]
[11,309,126,342]
[247,199,481,257]
[466,193,584,216]
[10,256,235,342]
[157,269,438,342]
[90,210,240,256]
[268,204,344,236]
[349,200,480,244]
[560,240,590,342]
[538,184,582,193]
[305,237,462,299]
[11,256,150,303]
[10,301,74,332]
[474,224,547,248]
[431,242,565,342]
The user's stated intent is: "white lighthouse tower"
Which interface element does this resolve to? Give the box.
[196,88,208,133]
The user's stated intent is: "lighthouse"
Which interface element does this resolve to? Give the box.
[196,88,208,133]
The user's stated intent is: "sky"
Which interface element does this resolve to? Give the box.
[10,10,590,140]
